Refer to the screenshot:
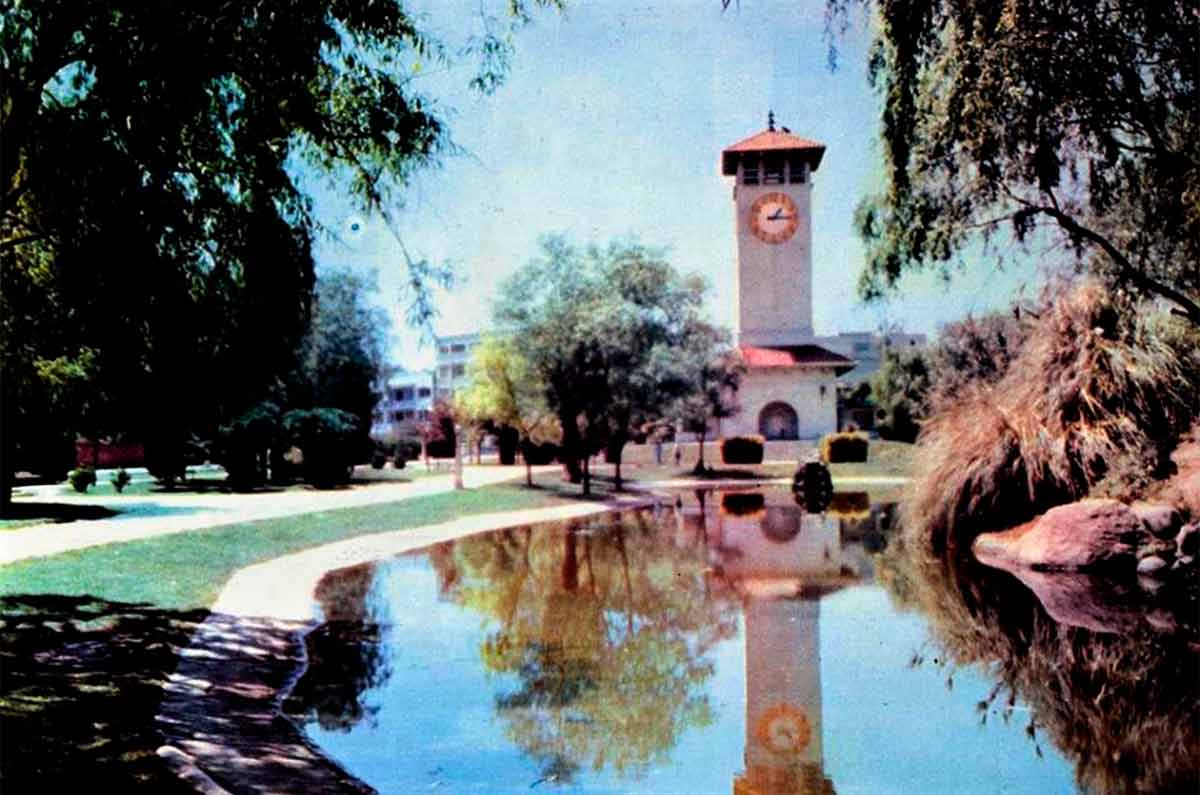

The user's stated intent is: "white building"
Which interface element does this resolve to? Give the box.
[370,368,434,442]
[720,117,856,441]
[433,332,482,402]
[819,330,928,384]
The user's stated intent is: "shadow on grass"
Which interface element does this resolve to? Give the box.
[0,593,374,794]
[0,594,208,793]
[1,502,119,524]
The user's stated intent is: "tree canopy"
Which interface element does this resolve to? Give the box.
[839,0,1198,324]
[0,0,556,508]
[494,236,719,492]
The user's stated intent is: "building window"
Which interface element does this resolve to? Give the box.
[451,344,466,353]
[418,387,431,397]
[741,156,760,185]
[451,364,466,377]
[438,345,449,354]
[439,366,450,378]
[391,411,403,422]
[788,156,807,184]
[763,156,785,185]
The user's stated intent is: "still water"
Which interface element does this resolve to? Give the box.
[284,489,1199,794]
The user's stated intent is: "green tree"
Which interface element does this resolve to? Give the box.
[455,335,557,486]
[0,0,556,512]
[835,0,1199,324]
[671,326,744,474]
[495,237,712,493]
[297,269,389,448]
[871,348,931,443]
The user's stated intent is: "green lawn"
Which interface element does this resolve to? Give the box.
[0,483,574,610]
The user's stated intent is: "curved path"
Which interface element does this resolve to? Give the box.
[1,465,557,566]
[158,495,656,795]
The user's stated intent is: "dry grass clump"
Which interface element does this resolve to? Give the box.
[905,283,1199,552]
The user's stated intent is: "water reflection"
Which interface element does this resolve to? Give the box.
[291,489,1197,794]
[429,511,739,783]
[876,534,1200,794]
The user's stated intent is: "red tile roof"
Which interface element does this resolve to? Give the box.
[738,344,855,375]
[722,129,826,175]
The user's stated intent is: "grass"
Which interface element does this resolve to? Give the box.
[0,483,575,610]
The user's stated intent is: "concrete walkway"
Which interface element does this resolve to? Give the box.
[212,496,656,621]
[1,465,555,566]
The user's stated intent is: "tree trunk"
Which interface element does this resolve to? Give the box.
[561,523,579,591]
[606,435,626,491]
[582,453,591,496]
[0,378,12,518]
[525,459,533,487]
[560,411,583,483]
[693,429,707,475]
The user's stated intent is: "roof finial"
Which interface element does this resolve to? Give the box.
[767,109,776,131]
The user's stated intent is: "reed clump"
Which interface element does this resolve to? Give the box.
[905,283,1199,553]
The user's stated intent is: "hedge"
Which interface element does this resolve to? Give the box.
[820,432,869,463]
[720,435,765,465]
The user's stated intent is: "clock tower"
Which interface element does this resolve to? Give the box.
[718,115,853,443]
[722,112,825,347]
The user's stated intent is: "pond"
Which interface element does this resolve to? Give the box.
[284,488,1199,795]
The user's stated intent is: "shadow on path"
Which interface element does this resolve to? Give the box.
[0,594,374,794]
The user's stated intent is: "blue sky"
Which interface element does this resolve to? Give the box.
[311,0,1042,369]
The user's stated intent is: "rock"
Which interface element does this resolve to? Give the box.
[977,565,1145,633]
[1170,440,1200,470]
[1173,471,1200,518]
[1176,523,1199,558]
[1137,539,1175,559]
[1130,501,1182,538]
[1145,609,1179,634]
[1137,575,1166,594]
[1136,555,1169,576]
[973,499,1150,571]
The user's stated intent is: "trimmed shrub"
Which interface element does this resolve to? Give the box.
[283,408,360,487]
[68,467,96,493]
[370,451,387,469]
[216,403,281,490]
[720,435,764,465]
[720,491,765,516]
[497,426,520,466]
[821,432,869,463]
[521,440,559,466]
[110,468,131,493]
[828,490,871,518]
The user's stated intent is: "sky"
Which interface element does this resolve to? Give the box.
[310,0,1042,370]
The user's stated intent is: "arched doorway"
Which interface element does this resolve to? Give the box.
[759,401,799,440]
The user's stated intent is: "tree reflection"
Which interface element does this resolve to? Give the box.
[430,512,739,782]
[283,563,390,732]
[877,535,1200,794]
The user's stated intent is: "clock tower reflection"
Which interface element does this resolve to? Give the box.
[696,489,870,795]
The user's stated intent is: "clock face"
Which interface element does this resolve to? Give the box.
[748,191,800,244]
[754,704,812,755]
